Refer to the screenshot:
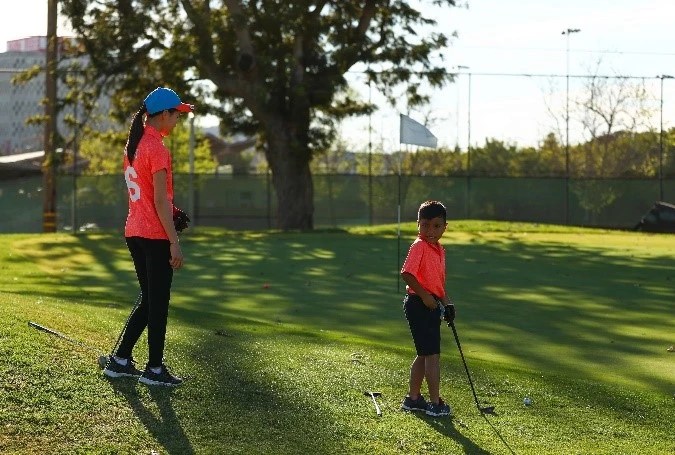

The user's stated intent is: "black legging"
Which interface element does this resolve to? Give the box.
[116,236,174,367]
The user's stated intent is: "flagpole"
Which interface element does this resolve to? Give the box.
[397,112,438,292]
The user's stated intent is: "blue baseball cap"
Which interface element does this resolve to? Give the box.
[144,87,194,115]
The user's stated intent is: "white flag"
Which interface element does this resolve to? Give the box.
[399,114,437,148]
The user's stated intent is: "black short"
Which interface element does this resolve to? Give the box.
[403,293,441,356]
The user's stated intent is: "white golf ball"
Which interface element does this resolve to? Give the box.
[523,397,532,406]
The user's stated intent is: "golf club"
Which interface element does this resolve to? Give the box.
[363,390,382,416]
[104,292,143,365]
[448,321,496,415]
[28,321,108,369]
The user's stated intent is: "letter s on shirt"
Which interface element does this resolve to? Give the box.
[124,166,141,202]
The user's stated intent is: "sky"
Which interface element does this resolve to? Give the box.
[2,0,674,150]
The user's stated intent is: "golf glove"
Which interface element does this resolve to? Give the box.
[443,303,456,323]
[437,300,456,323]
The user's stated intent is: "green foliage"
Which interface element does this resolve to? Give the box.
[323,126,670,182]
[77,122,215,175]
[162,123,216,174]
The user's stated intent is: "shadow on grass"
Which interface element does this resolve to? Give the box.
[410,412,496,454]
[171,330,356,454]
[481,416,518,455]
[103,378,195,455]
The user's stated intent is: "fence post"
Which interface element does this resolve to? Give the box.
[266,168,272,228]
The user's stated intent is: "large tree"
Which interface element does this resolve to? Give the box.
[60,0,457,229]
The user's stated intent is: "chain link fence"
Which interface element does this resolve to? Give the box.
[1,173,673,233]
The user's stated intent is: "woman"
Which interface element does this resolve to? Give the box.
[103,87,193,386]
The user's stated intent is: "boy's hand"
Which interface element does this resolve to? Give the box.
[436,299,455,323]
[443,303,456,323]
[423,295,438,310]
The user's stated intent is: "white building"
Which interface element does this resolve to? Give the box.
[0,36,111,157]
[0,37,46,155]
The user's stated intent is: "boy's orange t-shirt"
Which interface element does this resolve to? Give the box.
[401,236,446,298]
[123,125,173,239]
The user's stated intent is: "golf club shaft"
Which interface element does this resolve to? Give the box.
[449,322,484,411]
[109,292,142,357]
[28,321,101,354]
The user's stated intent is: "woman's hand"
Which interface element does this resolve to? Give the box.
[169,243,184,269]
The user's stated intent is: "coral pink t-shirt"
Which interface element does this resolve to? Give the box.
[123,125,173,239]
[401,236,446,298]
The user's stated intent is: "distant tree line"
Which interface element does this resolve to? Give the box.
[311,129,675,179]
[76,125,674,180]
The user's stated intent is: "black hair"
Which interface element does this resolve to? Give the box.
[124,105,178,164]
[124,104,147,165]
[418,200,447,222]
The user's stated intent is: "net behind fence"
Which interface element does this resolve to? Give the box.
[1,174,673,233]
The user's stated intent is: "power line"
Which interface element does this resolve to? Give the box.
[346,69,669,80]
[455,45,675,57]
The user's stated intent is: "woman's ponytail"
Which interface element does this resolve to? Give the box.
[124,105,147,164]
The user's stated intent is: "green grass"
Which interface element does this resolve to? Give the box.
[0,221,673,454]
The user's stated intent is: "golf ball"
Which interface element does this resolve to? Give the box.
[523,397,532,406]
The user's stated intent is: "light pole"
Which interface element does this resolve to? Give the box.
[659,74,673,201]
[455,65,469,150]
[188,112,196,224]
[562,27,580,224]
[466,68,473,218]
[71,98,79,232]
[368,75,373,225]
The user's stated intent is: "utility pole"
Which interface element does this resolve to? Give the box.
[43,0,58,232]
[368,76,373,225]
[466,69,472,219]
[188,112,196,223]
[658,75,673,201]
[562,27,580,225]
[455,65,469,150]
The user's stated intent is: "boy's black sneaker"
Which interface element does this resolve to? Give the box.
[426,398,452,417]
[401,394,428,412]
[103,356,143,378]
[138,364,183,387]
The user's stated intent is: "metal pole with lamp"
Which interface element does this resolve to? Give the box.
[455,65,469,150]
[466,70,472,218]
[188,112,196,225]
[71,99,78,232]
[368,75,373,225]
[658,75,673,201]
[562,27,580,225]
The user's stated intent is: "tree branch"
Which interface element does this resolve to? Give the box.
[222,0,256,56]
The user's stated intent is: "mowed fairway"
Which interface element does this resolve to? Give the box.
[0,221,673,454]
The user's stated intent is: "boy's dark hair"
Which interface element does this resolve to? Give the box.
[418,200,447,222]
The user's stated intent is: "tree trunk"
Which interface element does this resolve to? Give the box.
[266,132,314,230]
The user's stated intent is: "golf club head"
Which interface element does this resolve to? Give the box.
[98,355,109,370]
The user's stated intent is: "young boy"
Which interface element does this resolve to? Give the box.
[400,200,456,417]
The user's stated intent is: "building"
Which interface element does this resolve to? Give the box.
[0,37,259,177]
[0,36,111,157]
[0,37,47,155]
